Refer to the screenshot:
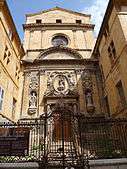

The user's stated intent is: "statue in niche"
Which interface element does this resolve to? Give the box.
[73,104,77,114]
[47,104,52,115]
[57,75,65,91]
[85,90,95,114]
[85,91,93,106]
[29,91,37,108]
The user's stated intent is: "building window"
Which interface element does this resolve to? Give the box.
[104,96,110,117]
[104,29,109,39]
[116,81,126,107]
[12,98,17,119]
[3,53,7,60]
[3,46,11,64]
[104,25,109,39]
[108,40,116,64]
[8,29,13,41]
[100,65,105,81]
[52,35,68,47]
[56,19,62,23]
[0,87,4,111]
[36,19,42,24]
[3,46,8,60]
[76,20,82,24]
[15,65,20,80]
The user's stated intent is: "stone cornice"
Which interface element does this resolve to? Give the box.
[22,58,98,66]
[26,48,92,52]
[23,23,95,30]
[43,95,79,100]
[0,113,15,124]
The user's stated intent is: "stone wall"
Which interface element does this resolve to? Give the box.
[0,1,24,122]
[89,158,127,169]
[1,158,127,169]
[97,2,127,117]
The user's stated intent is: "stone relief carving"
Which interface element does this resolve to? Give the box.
[75,69,83,75]
[82,70,92,91]
[29,76,38,90]
[28,108,37,115]
[28,71,39,115]
[24,71,31,77]
[45,71,77,96]
[58,76,65,91]
[40,69,46,75]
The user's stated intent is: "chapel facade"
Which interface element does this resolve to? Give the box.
[1,0,127,168]
[20,7,105,121]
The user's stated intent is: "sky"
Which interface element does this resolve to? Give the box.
[7,0,109,41]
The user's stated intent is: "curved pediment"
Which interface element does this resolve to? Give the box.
[36,47,83,60]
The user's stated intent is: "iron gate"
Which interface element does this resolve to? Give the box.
[39,106,86,169]
[1,116,127,168]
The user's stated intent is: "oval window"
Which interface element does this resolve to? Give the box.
[52,35,68,47]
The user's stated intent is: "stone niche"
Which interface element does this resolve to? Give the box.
[28,71,39,115]
[82,70,95,116]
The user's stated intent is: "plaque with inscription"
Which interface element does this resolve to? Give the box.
[0,127,30,156]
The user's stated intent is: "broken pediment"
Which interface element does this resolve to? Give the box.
[36,47,83,60]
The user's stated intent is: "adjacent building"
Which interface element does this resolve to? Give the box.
[0,0,25,122]
[93,0,127,118]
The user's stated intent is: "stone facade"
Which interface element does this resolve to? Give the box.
[0,0,127,168]
[93,0,127,118]
[20,7,104,120]
[0,0,24,122]
[0,0,126,124]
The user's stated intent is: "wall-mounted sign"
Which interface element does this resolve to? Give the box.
[0,127,30,156]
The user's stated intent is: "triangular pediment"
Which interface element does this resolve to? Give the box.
[35,47,83,60]
[26,7,90,17]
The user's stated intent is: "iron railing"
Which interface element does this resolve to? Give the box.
[80,117,127,159]
[0,116,127,168]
